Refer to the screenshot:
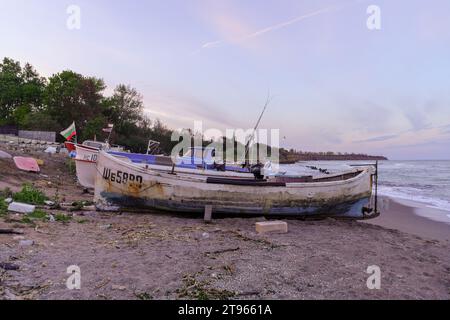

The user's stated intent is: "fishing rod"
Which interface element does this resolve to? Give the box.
[244,92,273,167]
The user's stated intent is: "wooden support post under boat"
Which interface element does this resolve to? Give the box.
[204,205,213,223]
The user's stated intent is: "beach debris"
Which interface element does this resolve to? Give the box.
[58,201,94,211]
[68,201,87,212]
[94,278,111,290]
[34,159,44,166]
[205,247,240,256]
[3,281,52,300]
[0,229,24,235]
[0,150,12,159]
[222,264,236,275]
[44,200,55,206]
[202,232,210,239]
[44,147,57,154]
[48,214,56,222]
[13,157,40,173]
[13,235,25,241]
[255,221,288,234]
[95,203,120,212]
[120,224,193,243]
[4,198,13,204]
[134,292,153,300]
[8,202,36,214]
[176,272,236,300]
[236,290,260,297]
[204,205,213,223]
[19,240,34,247]
[99,224,112,230]
[111,285,127,291]
[0,262,20,271]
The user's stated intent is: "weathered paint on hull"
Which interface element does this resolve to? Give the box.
[99,191,371,218]
[94,152,377,219]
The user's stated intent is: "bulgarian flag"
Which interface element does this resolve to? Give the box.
[60,122,77,141]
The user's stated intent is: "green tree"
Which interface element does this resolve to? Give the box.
[43,70,106,136]
[105,84,151,152]
[0,58,46,125]
[21,111,60,131]
[106,84,143,126]
[81,116,108,142]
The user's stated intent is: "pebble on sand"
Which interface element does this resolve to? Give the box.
[19,240,35,247]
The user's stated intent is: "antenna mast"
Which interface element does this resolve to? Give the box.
[244,92,273,167]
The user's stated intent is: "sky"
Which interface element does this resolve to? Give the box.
[1,0,449,160]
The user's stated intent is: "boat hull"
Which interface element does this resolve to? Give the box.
[94,152,377,219]
[13,157,40,173]
[75,145,98,188]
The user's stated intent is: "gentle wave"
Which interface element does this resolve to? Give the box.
[281,161,450,215]
[378,185,450,213]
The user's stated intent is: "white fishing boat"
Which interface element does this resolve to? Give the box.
[74,144,100,188]
[93,151,379,219]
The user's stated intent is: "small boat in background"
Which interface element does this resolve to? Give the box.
[73,140,130,188]
[74,144,100,188]
[94,151,379,219]
[0,150,12,159]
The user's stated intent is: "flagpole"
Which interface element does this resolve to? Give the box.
[106,125,114,145]
[74,122,78,144]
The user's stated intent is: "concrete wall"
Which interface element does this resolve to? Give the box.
[18,130,56,142]
[0,125,18,135]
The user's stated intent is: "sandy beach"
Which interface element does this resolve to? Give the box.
[364,198,450,242]
[1,148,449,300]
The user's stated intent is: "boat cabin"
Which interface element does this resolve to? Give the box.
[82,140,108,150]
[178,147,217,166]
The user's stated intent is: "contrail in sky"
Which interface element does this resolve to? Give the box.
[198,0,363,51]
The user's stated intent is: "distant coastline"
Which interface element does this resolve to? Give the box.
[279,149,388,164]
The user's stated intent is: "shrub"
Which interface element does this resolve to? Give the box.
[28,209,48,220]
[55,213,72,223]
[13,184,47,205]
[0,198,8,216]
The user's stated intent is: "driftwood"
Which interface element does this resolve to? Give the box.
[0,262,20,271]
[237,290,260,297]
[0,229,24,235]
[205,247,240,255]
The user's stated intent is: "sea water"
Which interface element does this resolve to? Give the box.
[280,160,450,217]
[377,161,450,213]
